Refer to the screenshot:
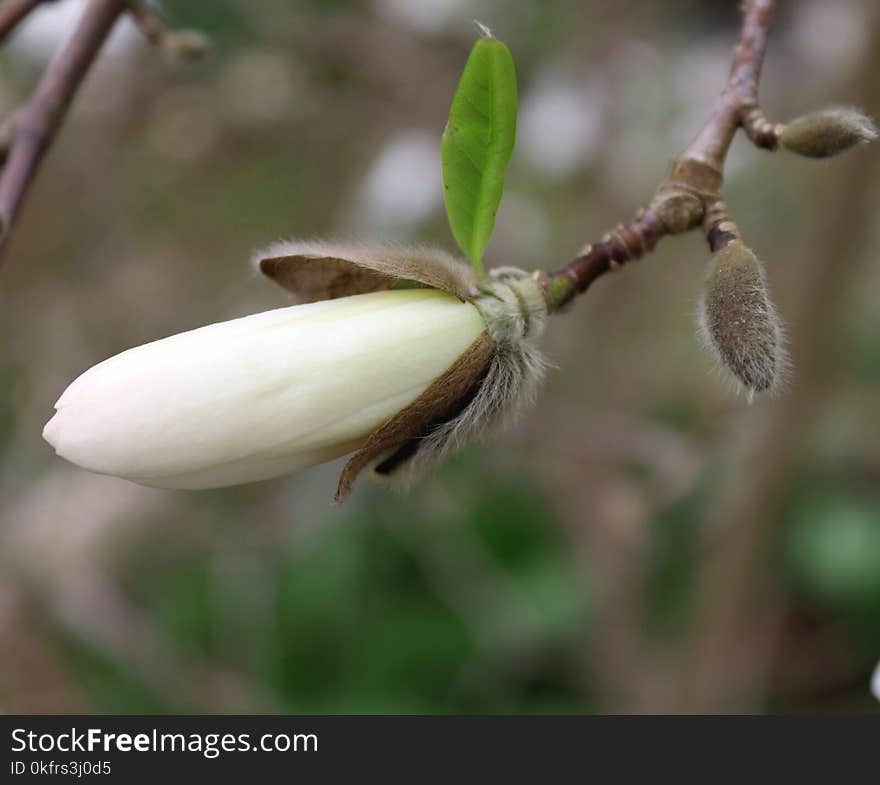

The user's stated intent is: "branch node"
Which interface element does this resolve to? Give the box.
[741,103,783,150]
[703,200,741,253]
[541,207,666,311]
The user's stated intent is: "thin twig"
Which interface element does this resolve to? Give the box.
[543,0,778,309]
[126,0,165,46]
[0,0,129,256]
[0,0,56,44]
[0,0,209,255]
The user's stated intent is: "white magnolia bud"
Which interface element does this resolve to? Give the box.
[43,289,486,489]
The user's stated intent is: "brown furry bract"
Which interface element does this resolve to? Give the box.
[335,331,496,501]
[254,240,479,302]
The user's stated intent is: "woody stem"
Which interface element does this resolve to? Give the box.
[542,0,777,311]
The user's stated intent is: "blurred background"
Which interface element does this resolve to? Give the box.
[1,0,879,714]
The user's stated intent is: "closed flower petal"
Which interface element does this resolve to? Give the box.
[43,289,486,489]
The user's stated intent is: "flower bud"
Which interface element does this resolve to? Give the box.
[44,244,548,498]
[779,107,877,158]
[162,29,211,63]
[44,289,486,489]
[697,240,786,395]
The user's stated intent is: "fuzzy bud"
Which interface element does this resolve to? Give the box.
[697,241,786,395]
[162,29,211,62]
[780,107,877,158]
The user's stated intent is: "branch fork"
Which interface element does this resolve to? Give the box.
[543,0,874,312]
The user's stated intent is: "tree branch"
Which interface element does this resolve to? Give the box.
[0,0,129,254]
[543,0,778,309]
[0,0,56,44]
[680,9,880,710]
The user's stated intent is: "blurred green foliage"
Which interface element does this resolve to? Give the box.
[61,459,586,714]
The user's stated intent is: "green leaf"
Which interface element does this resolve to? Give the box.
[441,30,517,274]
